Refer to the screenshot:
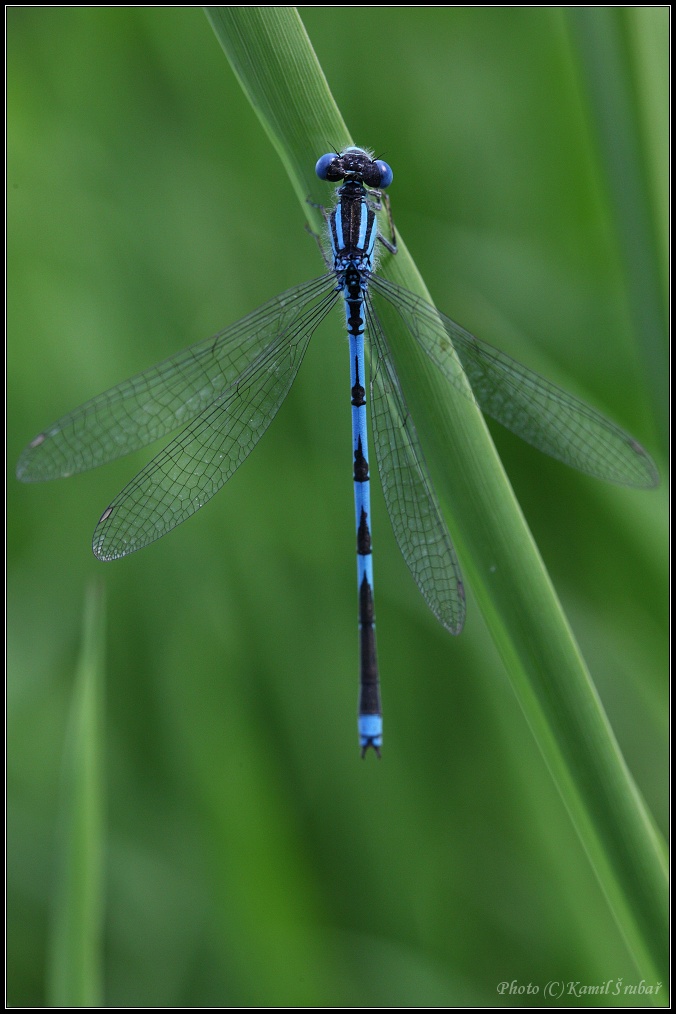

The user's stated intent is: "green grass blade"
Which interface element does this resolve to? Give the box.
[204,6,668,985]
[47,581,106,1007]
[204,6,350,223]
[568,7,669,452]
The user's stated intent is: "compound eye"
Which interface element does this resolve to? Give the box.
[315,153,342,182]
[374,159,393,189]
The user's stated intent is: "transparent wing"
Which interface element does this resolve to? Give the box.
[365,298,465,635]
[92,284,339,560]
[371,276,659,489]
[17,275,335,482]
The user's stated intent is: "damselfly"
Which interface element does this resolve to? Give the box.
[17,147,658,756]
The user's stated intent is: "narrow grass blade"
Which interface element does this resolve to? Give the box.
[568,7,668,451]
[47,581,106,1007]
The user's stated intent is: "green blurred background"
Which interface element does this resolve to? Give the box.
[8,7,668,1007]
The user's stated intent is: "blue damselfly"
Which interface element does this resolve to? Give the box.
[17,147,658,755]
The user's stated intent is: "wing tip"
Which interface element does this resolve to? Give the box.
[628,440,660,490]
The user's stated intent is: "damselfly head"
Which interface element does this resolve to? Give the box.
[316,147,393,190]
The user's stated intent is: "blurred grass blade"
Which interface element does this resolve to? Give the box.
[568,7,668,451]
[204,6,667,983]
[47,581,106,1007]
[204,6,351,222]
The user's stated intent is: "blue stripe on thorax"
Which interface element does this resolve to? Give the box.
[358,202,369,251]
[333,207,344,254]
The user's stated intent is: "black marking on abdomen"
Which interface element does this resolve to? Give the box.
[351,381,366,406]
[359,573,375,625]
[357,507,372,555]
[346,298,364,337]
[351,354,366,406]
[353,437,369,482]
[358,575,380,714]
